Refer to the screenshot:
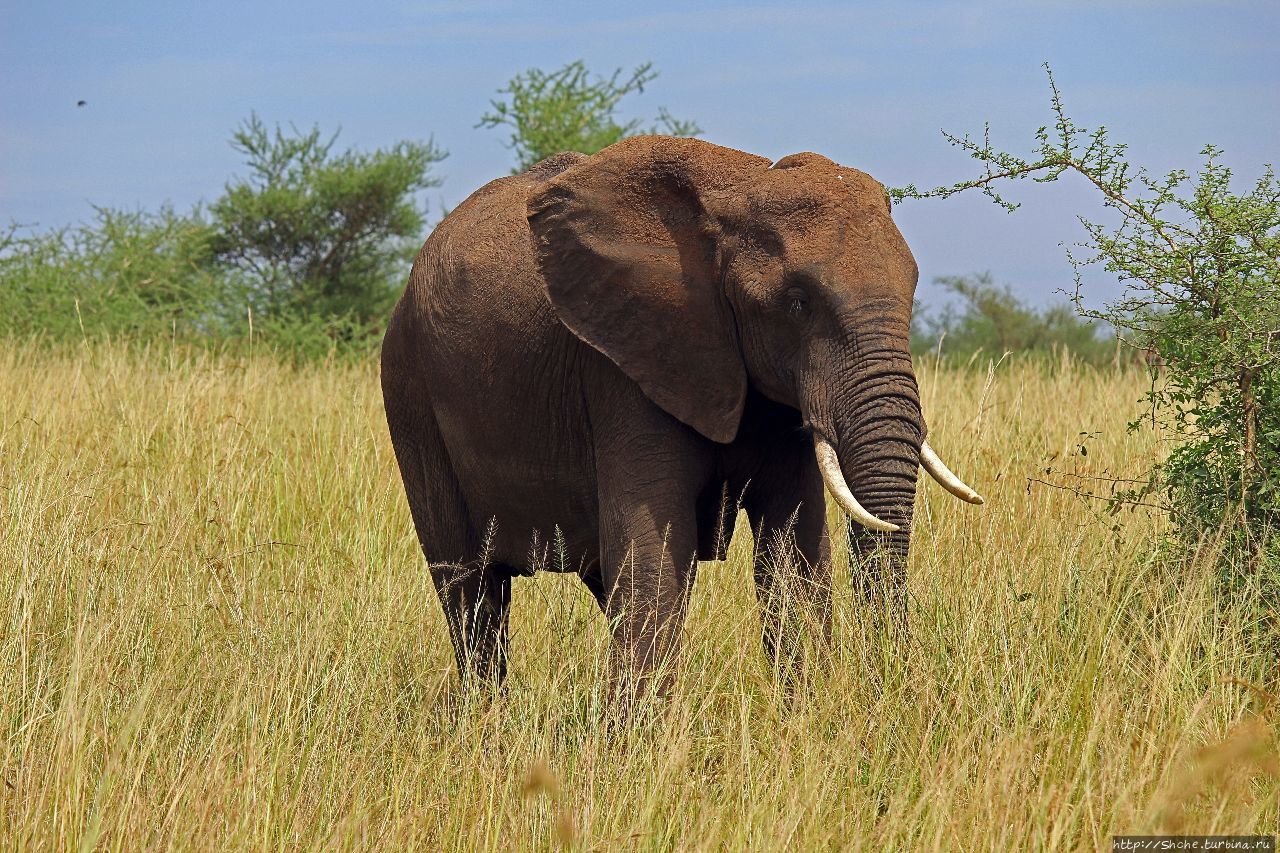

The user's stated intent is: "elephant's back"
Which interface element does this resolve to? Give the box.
[394,166,578,406]
[399,153,590,351]
[412,172,553,343]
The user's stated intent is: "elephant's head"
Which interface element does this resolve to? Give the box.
[528,136,981,595]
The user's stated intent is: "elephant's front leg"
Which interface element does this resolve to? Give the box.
[592,414,708,715]
[745,465,833,687]
[598,509,699,713]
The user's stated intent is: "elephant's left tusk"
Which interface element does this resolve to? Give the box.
[814,437,900,532]
[920,440,985,505]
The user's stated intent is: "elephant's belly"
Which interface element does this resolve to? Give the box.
[454,462,600,574]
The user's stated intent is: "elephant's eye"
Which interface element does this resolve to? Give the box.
[785,287,809,318]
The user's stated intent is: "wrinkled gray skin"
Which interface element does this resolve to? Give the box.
[381,136,924,700]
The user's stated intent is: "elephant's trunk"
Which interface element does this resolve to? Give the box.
[807,317,984,606]
[816,345,923,604]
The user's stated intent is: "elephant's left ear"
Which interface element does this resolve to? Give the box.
[527,136,767,444]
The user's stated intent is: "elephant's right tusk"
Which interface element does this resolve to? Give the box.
[920,440,985,505]
[814,437,900,532]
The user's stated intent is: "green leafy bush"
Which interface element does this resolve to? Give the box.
[1,115,445,358]
[477,60,701,172]
[911,272,1114,365]
[0,207,219,342]
[896,65,1278,577]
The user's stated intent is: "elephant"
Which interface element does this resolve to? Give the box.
[380,135,982,700]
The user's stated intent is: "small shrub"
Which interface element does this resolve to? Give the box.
[0,116,445,359]
[0,207,218,342]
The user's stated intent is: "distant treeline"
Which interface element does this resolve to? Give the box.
[0,204,1119,366]
[910,272,1117,366]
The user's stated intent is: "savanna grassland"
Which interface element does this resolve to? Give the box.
[2,342,1276,850]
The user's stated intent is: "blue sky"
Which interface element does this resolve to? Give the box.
[2,0,1276,308]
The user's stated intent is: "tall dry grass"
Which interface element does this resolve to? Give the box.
[2,342,1275,850]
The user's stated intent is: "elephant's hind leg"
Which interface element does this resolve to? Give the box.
[428,559,512,686]
[578,562,608,614]
[383,379,512,687]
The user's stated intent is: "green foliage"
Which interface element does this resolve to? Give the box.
[897,64,1279,568]
[911,272,1114,365]
[0,207,219,341]
[208,114,446,331]
[0,115,444,358]
[477,60,701,172]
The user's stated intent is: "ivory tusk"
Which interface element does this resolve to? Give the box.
[920,440,985,505]
[814,437,900,532]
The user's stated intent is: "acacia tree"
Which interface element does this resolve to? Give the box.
[209,114,446,327]
[477,60,701,172]
[893,65,1278,569]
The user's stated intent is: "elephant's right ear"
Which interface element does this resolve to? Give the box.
[527,136,768,444]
